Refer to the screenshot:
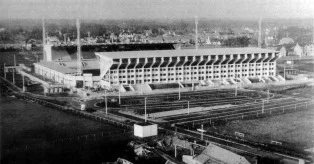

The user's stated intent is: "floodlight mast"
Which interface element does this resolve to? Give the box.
[76,18,82,75]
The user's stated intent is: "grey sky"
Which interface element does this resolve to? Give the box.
[1,0,313,20]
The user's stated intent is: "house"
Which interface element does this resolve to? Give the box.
[304,44,314,56]
[276,42,303,57]
[182,143,250,164]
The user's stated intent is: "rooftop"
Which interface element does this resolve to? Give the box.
[35,60,100,73]
[96,47,278,59]
[35,61,78,74]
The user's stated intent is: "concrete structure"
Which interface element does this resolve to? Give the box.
[33,46,279,90]
[134,123,158,138]
[96,47,278,88]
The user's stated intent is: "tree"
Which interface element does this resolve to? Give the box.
[223,36,251,47]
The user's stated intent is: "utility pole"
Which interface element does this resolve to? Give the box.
[262,99,265,113]
[178,83,181,100]
[201,124,204,140]
[22,75,25,92]
[235,83,237,97]
[267,89,269,103]
[4,63,6,79]
[105,90,108,115]
[13,54,16,84]
[188,101,190,114]
[258,16,262,48]
[42,18,46,61]
[118,84,121,104]
[144,97,147,122]
[174,145,177,158]
[283,66,286,83]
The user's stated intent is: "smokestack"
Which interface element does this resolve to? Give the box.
[42,18,46,61]
[76,18,82,75]
[258,16,262,48]
[63,34,67,44]
[195,16,198,50]
[87,31,91,44]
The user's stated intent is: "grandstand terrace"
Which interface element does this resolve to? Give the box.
[96,47,279,87]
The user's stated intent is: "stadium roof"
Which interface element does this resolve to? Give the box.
[35,61,77,74]
[96,47,278,59]
[34,60,100,74]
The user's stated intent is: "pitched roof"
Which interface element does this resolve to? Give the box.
[194,144,250,164]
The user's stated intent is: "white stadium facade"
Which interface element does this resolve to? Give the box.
[96,47,279,87]
[33,44,279,90]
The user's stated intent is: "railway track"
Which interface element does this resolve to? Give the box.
[161,126,312,162]
[167,100,310,124]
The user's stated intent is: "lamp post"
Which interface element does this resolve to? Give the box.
[144,97,147,122]
[118,84,121,104]
[13,54,16,84]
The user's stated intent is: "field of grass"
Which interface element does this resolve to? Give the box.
[215,109,314,149]
[0,96,121,150]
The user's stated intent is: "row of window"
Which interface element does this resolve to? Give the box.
[112,63,276,74]
[115,70,276,79]
[115,73,275,84]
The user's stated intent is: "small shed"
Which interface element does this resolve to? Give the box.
[134,123,158,138]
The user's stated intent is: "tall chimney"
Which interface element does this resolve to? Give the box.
[87,31,91,44]
[63,34,67,44]
[76,18,82,75]
[195,16,198,50]
[42,18,46,61]
[258,16,262,48]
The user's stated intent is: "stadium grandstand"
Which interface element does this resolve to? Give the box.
[32,46,279,90]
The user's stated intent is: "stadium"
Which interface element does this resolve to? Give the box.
[33,45,280,91]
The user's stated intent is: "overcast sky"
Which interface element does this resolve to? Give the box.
[1,0,313,20]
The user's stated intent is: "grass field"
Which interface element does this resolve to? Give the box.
[0,96,121,150]
[214,109,314,149]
